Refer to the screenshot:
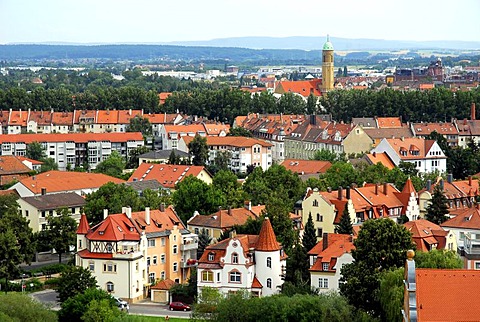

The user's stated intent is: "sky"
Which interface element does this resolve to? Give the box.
[1,0,479,44]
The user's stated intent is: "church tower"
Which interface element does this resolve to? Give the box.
[321,35,334,92]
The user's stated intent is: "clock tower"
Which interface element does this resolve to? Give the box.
[321,35,334,92]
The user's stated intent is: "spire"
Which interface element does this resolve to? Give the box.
[76,213,90,235]
[327,34,330,42]
[256,217,281,251]
[402,177,416,194]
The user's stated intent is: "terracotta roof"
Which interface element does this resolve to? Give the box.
[255,217,281,251]
[117,110,142,124]
[77,249,113,260]
[74,110,96,123]
[280,159,332,174]
[163,124,206,136]
[356,183,404,210]
[419,83,435,90]
[151,278,176,290]
[383,138,439,160]
[251,275,263,288]
[364,127,414,140]
[127,163,208,189]
[376,117,403,128]
[404,219,448,251]
[182,135,272,148]
[21,192,86,210]
[0,111,10,126]
[52,112,74,125]
[416,268,480,321]
[0,132,143,144]
[275,79,322,97]
[412,122,458,136]
[15,170,124,194]
[8,110,28,126]
[198,234,259,268]
[0,155,31,175]
[452,177,479,197]
[131,206,185,233]
[77,213,91,234]
[87,213,140,241]
[28,110,53,126]
[96,110,119,124]
[402,177,416,194]
[203,123,230,136]
[17,156,43,165]
[309,234,354,272]
[187,206,264,229]
[143,113,179,124]
[364,152,396,170]
[441,207,480,230]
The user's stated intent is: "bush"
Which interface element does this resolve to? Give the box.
[26,263,69,276]
[0,292,58,322]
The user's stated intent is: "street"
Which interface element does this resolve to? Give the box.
[30,289,191,318]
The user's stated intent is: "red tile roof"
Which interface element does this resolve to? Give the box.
[117,110,142,124]
[131,206,185,232]
[198,234,259,268]
[203,123,230,136]
[309,234,354,272]
[128,163,208,189]
[77,213,91,234]
[384,138,437,160]
[403,219,448,251]
[364,152,395,170]
[96,110,119,124]
[28,111,53,126]
[280,159,332,174]
[151,278,176,290]
[441,207,480,230]
[275,79,322,97]
[416,268,480,321]
[0,132,143,144]
[376,117,403,128]
[163,124,206,136]
[182,135,272,148]
[143,113,179,124]
[255,217,281,251]
[16,170,124,194]
[412,122,458,136]
[251,275,263,288]
[52,112,74,125]
[188,206,264,229]
[8,110,28,126]
[87,213,140,241]
[77,249,113,260]
[0,155,31,175]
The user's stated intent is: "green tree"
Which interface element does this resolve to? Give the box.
[46,208,78,263]
[0,194,35,293]
[126,145,150,169]
[0,292,58,322]
[284,240,310,292]
[168,149,181,165]
[227,127,252,137]
[302,213,317,252]
[313,149,337,162]
[188,134,209,166]
[55,266,97,303]
[415,249,462,269]
[126,115,152,137]
[343,66,348,77]
[212,170,246,208]
[59,288,116,322]
[339,218,415,317]
[40,157,59,172]
[336,206,353,235]
[425,184,449,224]
[192,287,223,321]
[26,141,46,161]
[264,195,296,253]
[81,298,122,322]
[213,150,231,173]
[197,228,212,259]
[94,151,125,178]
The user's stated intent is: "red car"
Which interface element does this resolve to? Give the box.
[169,301,191,311]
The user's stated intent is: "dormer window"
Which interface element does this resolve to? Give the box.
[208,253,215,261]
[323,262,329,271]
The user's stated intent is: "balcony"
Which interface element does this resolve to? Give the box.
[180,242,198,252]
[113,251,143,259]
[464,233,480,255]
[181,259,197,268]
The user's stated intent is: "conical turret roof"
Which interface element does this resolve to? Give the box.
[256,217,281,251]
[76,213,90,235]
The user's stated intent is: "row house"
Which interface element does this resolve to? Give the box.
[128,164,213,189]
[371,137,447,174]
[0,132,144,170]
[18,192,86,232]
[418,175,479,217]
[158,123,229,150]
[410,122,459,147]
[308,233,354,293]
[179,136,273,173]
[197,218,286,297]
[233,113,306,163]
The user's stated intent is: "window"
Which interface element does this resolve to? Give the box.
[148,239,155,247]
[313,200,318,207]
[229,271,241,283]
[103,263,116,273]
[79,240,82,249]
[149,272,155,283]
[317,228,323,237]
[89,262,94,271]
[208,253,215,261]
[173,235,177,242]
[316,213,323,222]
[173,245,178,254]
[217,273,220,282]
[202,270,214,282]
[173,262,178,272]
[266,278,272,288]
[153,256,158,265]
[267,257,271,268]
[106,281,114,292]
[194,228,199,234]
[147,257,151,266]
[161,254,166,264]
[25,210,29,217]
[232,253,238,264]
[475,262,480,270]
[323,263,329,271]
[161,238,166,246]
[318,278,328,288]
[161,271,166,279]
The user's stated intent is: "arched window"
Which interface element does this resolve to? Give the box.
[229,270,241,283]
[106,281,114,292]
[266,257,271,268]
[173,245,178,254]
[232,253,238,264]
[266,278,272,288]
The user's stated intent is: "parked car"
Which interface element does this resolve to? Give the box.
[113,296,129,312]
[169,301,191,311]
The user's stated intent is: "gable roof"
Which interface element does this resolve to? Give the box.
[14,170,124,194]
[151,278,176,290]
[363,152,396,170]
[131,206,185,235]
[187,206,264,229]
[203,123,230,136]
[404,219,448,251]
[21,192,86,210]
[275,79,322,97]
[182,135,272,148]
[412,122,459,136]
[28,110,53,126]
[96,110,119,124]
[127,163,208,189]
[8,110,28,126]
[255,217,281,251]
[52,112,74,125]
[384,138,439,160]
[416,268,480,321]
[0,155,31,175]
[309,234,354,272]
[376,117,403,128]
[87,213,141,242]
[441,207,480,230]
[280,159,332,175]
[117,110,143,124]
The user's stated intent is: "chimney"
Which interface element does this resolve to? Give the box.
[126,207,132,219]
[310,114,316,126]
[145,207,150,225]
[469,175,473,186]
[244,200,252,211]
[471,102,476,120]
[160,203,165,212]
[447,174,453,184]
[338,186,343,200]
[41,187,46,195]
[439,179,444,191]
[346,186,351,200]
[228,206,232,216]
[383,183,388,195]
[375,183,379,195]
[129,109,132,116]
[322,233,329,251]
[327,187,332,193]
[103,209,108,220]
[426,179,432,191]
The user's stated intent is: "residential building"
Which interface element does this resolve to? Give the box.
[76,211,148,303]
[17,156,43,172]
[10,170,124,197]
[0,155,31,186]
[187,202,265,241]
[197,218,287,297]
[138,150,190,166]
[410,122,459,147]
[403,219,456,252]
[362,152,396,170]
[179,136,273,173]
[402,251,480,322]
[158,124,206,150]
[455,103,480,147]
[17,192,86,232]
[280,159,331,181]
[308,233,354,293]
[371,137,447,174]
[0,132,144,170]
[128,164,212,189]
[274,79,322,97]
